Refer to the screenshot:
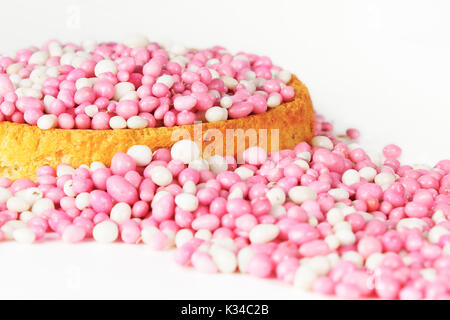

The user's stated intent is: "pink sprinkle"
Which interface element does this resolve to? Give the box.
[248,253,273,278]
[383,144,402,159]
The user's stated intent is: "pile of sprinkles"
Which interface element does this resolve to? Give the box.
[0,37,449,300]
[0,110,449,299]
[0,35,294,130]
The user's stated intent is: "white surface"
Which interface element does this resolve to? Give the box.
[0,237,324,300]
[0,0,449,299]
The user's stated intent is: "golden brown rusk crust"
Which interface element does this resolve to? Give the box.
[0,76,314,180]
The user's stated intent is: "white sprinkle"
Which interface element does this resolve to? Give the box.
[206,58,220,66]
[293,159,310,171]
[195,229,212,241]
[61,52,76,67]
[207,155,228,174]
[48,41,63,57]
[127,116,148,129]
[209,90,220,99]
[308,216,319,227]
[75,192,91,210]
[209,69,220,79]
[396,218,428,232]
[234,55,249,61]
[303,256,331,276]
[211,238,237,253]
[20,211,36,223]
[210,247,237,273]
[114,82,135,101]
[31,198,55,216]
[15,188,44,205]
[420,268,437,282]
[22,87,43,99]
[19,78,32,88]
[342,251,364,268]
[328,188,350,201]
[37,114,57,130]
[152,191,171,204]
[294,265,317,290]
[28,51,49,65]
[234,167,254,180]
[288,186,317,204]
[342,169,361,186]
[175,193,199,212]
[367,151,383,167]
[93,220,119,243]
[359,167,377,182]
[326,208,345,225]
[374,172,396,188]
[188,158,209,171]
[277,70,292,83]
[327,252,341,267]
[175,229,194,248]
[160,228,175,247]
[46,66,59,77]
[13,228,36,244]
[84,104,99,117]
[228,188,243,200]
[109,116,127,129]
[432,210,446,224]
[141,226,160,245]
[245,71,256,81]
[249,224,280,244]
[156,74,174,88]
[333,221,352,231]
[7,197,31,213]
[0,187,12,204]
[220,96,233,108]
[205,106,228,123]
[169,44,188,56]
[267,95,281,108]
[110,202,132,224]
[6,63,23,75]
[171,140,201,164]
[266,187,286,206]
[428,225,450,244]
[150,166,173,186]
[324,234,340,250]
[127,145,152,167]
[241,80,257,93]
[94,59,117,77]
[221,76,238,90]
[296,151,312,162]
[336,229,356,246]
[270,204,287,218]
[1,220,27,240]
[90,161,106,171]
[311,136,334,150]
[71,56,88,69]
[63,180,76,197]
[56,164,74,177]
[120,91,138,101]
[75,77,93,90]
[366,253,385,270]
[43,95,56,111]
[237,247,255,273]
[443,243,450,255]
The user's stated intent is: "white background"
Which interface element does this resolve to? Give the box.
[0,0,449,299]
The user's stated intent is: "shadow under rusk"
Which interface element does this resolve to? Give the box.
[0,76,314,180]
